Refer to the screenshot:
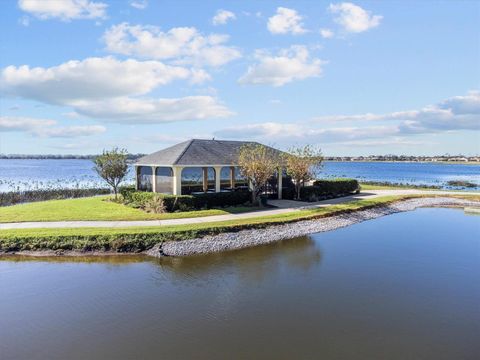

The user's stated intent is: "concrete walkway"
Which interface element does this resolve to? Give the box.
[1,190,478,230]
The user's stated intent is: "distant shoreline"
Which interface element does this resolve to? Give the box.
[0,157,478,165]
[325,160,480,165]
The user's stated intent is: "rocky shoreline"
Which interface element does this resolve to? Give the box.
[2,197,478,259]
[146,197,479,257]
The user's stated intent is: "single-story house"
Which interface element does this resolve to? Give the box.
[134,139,288,199]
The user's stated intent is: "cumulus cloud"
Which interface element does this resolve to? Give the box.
[103,23,241,67]
[329,2,382,33]
[0,116,55,131]
[1,57,233,124]
[34,125,106,137]
[314,91,480,132]
[130,0,147,9]
[73,96,234,123]
[0,116,105,138]
[18,0,107,21]
[212,9,236,25]
[0,57,208,105]
[215,122,397,143]
[267,7,306,35]
[320,28,334,38]
[214,91,479,144]
[239,46,325,86]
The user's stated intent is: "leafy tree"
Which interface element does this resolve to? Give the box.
[93,148,129,199]
[238,143,280,205]
[283,145,323,200]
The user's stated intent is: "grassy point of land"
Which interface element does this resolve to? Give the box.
[1,193,479,252]
[0,196,260,223]
[360,183,438,191]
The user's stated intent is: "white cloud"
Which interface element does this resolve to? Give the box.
[212,10,236,25]
[0,116,55,132]
[103,23,241,67]
[1,57,233,124]
[0,116,105,138]
[329,2,382,33]
[73,96,234,123]
[34,125,106,138]
[214,91,480,145]
[18,0,107,21]
[438,90,480,114]
[62,111,81,118]
[18,16,30,26]
[215,122,398,143]
[314,91,480,132]
[130,0,147,10]
[0,57,207,105]
[239,46,325,86]
[320,28,334,38]
[267,7,306,35]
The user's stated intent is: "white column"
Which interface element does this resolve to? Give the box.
[277,167,283,199]
[134,165,138,190]
[202,167,208,192]
[173,166,183,195]
[151,166,156,193]
[214,166,222,193]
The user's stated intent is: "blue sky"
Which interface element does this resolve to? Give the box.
[0,0,479,156]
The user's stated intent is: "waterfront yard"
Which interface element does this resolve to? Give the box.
[1,194,479,253]
[0,196,257,223]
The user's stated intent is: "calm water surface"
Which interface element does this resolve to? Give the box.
[0,159,479,190]
[1,208,479,360]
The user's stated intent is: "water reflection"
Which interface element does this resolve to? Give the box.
[1,208,478,360]
[1,236,322,286]
[155,236,322,282]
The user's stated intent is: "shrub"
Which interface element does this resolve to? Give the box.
[119,185,136,199]
[281,187,296,200]
[446,180,477,188]
[193,191,251,209]
[0,187,110,207]
[300,178,360,202]
[121,189,252,212]
[144,195,167,214]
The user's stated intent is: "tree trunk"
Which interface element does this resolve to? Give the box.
[113,186,118,200]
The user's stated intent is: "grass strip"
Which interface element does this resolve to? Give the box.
[0,195,258,223]
[1,194,478,253]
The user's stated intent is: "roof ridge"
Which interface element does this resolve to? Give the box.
[173,139,194,165]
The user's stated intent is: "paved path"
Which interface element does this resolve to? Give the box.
[1,190,478,230]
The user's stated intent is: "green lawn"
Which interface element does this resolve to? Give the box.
[2,194,478,252]
[359,182,441,190]
[0,196,258,223]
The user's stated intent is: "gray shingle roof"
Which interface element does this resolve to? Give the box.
[136,139,285,166]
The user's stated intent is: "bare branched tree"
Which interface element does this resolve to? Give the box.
[283,145,323,200]
[238,143,280,205]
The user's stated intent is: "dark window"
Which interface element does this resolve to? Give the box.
[181,167,216,194]
[137,166,153,192]
[155,167,173,194]
[220,167,232,190]
[234,167,248,188]
[181,167,204,194]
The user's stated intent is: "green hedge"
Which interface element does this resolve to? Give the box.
[120,186,251,211]
[0,187,111,207]
[301,178,360,202]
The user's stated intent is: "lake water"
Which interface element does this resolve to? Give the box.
[1,208,479,360]
[0,159,479,191]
